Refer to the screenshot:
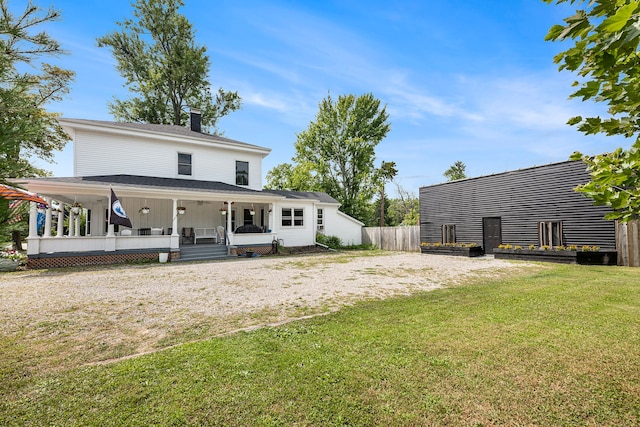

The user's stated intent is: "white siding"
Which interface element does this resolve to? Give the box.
[321,205,363,245]
[74,129,264,189]
[272,201,316,247]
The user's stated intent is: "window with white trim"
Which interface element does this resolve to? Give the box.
[236,161,249,185]
[539,221,562,246]
[282,208,304,227]
[178,153,192,176]
[317,208,324,231]
[442,224,456,244]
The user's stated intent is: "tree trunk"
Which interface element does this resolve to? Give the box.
[12,230,23,251]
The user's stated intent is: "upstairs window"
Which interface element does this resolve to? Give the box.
[178,153,192,176]
[539,221,563,247]
[442,224,456,244]
[236,161,249,185]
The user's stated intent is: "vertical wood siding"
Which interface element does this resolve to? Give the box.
[616,220,640,266]
[362,226,420,252]
[419,161,616,249]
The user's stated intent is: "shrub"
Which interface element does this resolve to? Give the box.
[316,234,342,249]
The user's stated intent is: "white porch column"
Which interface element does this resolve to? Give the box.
[170,198,179,250]
[26,201,40,255]
[44,198,52,237]
[172,199,179,236]
[74,211,81,236]
[28,201,38,238]
[226,200,233,245]
[67,212,74,237]
[56,205,65,237]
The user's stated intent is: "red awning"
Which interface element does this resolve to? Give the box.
[0,184,48,207]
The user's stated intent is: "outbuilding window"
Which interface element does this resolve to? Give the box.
[317,208,324,231]
[442,224,456,244]
[539,221,563,247]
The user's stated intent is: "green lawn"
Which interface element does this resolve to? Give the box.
[2,264,639,426]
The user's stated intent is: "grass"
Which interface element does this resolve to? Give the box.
[2,264,640,425]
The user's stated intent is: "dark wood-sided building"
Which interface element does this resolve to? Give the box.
[419,160,616,254]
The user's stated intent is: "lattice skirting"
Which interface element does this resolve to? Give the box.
[27,251,180,269]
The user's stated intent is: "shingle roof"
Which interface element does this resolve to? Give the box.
[32,175,266,195]
[264,190,339,204]
[59,118,270,152]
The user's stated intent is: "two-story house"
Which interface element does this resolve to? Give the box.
[16,111,363,268]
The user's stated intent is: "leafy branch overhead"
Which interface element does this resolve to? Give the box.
[545,0,640,221]
[0,0,74,182]
[97,0,240,133]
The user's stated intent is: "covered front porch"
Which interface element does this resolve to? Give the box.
[17,175,284,264]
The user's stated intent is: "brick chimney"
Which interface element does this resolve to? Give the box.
[190,109,202,132]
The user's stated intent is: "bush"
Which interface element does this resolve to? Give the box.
[316,233,342,249]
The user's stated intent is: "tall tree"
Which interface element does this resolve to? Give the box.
[97,0,240,133]
[0,0,74,183]
[375,160,397,227]
[280,92,391,221]
[545,0,640,221]
[443,160,467,181]
[388,182,419,226]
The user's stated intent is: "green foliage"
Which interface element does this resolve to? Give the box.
[544,0,640,139]
[267,93,391,222]
[443,160,467,181]
[545,0,640,220]
[570,147,640,221]
[97,0,240,133]
[315,233,342,249]
[0,0,74,182]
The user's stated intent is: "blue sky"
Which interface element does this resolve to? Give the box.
[26,0,632,194]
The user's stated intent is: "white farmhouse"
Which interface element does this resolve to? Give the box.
[17,112,363,268]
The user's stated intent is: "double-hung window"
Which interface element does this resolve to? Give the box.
[282,208,304,227]
[236,161,249,186]
[317,208,324,231]
[178,153,192,176]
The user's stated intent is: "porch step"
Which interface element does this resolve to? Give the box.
[173,244,231,262]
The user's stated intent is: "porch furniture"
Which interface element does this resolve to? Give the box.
[150,227,163,235]
[139,228,151,236]
[120,229,132,236]
[194,227,217,244]
[217,226,225,244]
[181,227,195,244]
[235,224,264,233]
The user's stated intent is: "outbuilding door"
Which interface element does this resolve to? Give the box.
[483,217,502,254]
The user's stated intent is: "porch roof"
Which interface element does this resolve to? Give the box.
[16,174,285,205]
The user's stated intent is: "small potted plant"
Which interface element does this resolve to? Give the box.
[71,202,82,215]
[0,249,26,271]
[177,206,186,215]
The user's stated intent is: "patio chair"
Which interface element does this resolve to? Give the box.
[139,228,151,235]
[181,227,195,244]
[217,226,225,244]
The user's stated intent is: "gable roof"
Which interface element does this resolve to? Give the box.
[59,118,271,155]
[264,190,340,204]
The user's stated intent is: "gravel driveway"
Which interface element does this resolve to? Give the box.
[0,252,530,370]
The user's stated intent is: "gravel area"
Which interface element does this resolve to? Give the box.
[0,252,530,367]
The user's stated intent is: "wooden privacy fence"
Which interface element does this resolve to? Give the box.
[362,226,420,252]
[616,220,640,267]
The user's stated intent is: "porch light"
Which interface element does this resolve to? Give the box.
[177,206,186,215]
[220,208,227,216]
[140,207,150,214]
[249,209,255,216]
